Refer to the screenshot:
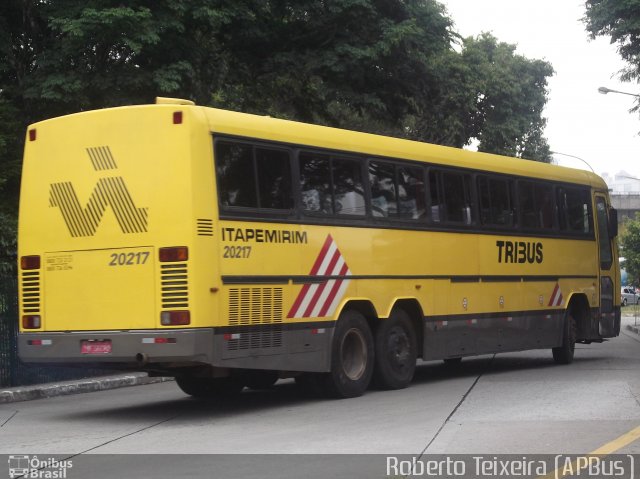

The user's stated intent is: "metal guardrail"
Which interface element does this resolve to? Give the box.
[0,264,110,387]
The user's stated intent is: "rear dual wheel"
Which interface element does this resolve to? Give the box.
[373,309,417,390]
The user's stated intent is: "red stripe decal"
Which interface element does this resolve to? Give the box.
[318,263,349,317]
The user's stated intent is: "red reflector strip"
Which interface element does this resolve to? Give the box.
[310,328,326,335]
[223,333,241,341]
[27,339,52,346]
[142,338,177,344]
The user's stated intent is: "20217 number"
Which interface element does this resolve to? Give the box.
[223,246,252,259]
[109,251,150,266]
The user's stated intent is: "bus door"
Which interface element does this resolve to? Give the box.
[594,194,618,337]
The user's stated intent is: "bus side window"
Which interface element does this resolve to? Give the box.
[333,158,365,216]
[369,161,396,217]
[398,166,426,219]
[428,169,441,223]
[536,183,554,229]
[255,147,293,209]
[518,181,554,230]
[215,140,294,211]
[518,181,537,228]
[215,141,257,208]
[558,187,592,234]
[441,171,473,225]
[429,170,473,225]
[300,152,332,214]
[478,175,514,227]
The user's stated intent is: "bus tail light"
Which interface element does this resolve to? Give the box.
[22,315,41,329]
[173,111,183,124]
[21,255,41,270]
[161,311,190,326]
[159,246,188,262]
[29,129,36,141]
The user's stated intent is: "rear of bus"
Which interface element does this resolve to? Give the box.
[17,100,220,371]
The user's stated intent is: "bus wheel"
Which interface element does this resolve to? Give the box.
[552,311,577,365]
[175,376,244,399]
[323,310,374,398]
[373,309,417,390]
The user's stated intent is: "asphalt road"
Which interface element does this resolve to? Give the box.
[1,319,639,478]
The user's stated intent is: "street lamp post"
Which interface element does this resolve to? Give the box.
[549,151,595,174]
[598,86,640,99]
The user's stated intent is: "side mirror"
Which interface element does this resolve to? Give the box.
[609,207,618,238]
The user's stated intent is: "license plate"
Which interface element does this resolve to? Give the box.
[81,340,112,354]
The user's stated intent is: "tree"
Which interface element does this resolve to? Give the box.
[584,0,640,84]
[461,34,553,162]
[621,213,640,286]
[0,0,555,241]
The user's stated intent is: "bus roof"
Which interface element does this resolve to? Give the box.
[28,100,608,191]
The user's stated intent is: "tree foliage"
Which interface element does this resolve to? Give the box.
[621,213,640,286]
[0,0,554,259]
[584,0,640,84]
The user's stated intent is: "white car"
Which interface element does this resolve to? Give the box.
[621,287,639,306]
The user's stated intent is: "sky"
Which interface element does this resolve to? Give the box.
[440,0,640,182]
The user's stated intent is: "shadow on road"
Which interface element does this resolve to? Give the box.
[54,349,606,425]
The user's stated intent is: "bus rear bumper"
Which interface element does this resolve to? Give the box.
[18,329,215,368]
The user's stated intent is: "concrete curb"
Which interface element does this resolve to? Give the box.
[0,373,174,404]
[626,324,640,336]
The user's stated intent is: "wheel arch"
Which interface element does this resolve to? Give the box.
[335,297,424,358]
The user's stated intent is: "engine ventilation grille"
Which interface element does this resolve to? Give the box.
[160,263,189,309]
[21,271,41,314]
[197,219,214,236]
[227,287,283,350]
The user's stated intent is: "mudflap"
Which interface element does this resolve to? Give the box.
[599,307,620,337]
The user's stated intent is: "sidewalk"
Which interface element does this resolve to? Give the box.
[0,373,173,404]
[623,311,640,336]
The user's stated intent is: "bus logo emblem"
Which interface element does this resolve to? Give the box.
[287,235,352,318]
[49,146,148,237]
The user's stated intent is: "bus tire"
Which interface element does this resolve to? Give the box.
[175,376,244,399]
[552,311,577,365]
[373,309,417,390]
[322,310,374,398]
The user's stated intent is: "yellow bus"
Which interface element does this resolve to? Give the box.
[18,98,620,399]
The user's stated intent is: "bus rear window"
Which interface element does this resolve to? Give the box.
[215,140,293,211]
